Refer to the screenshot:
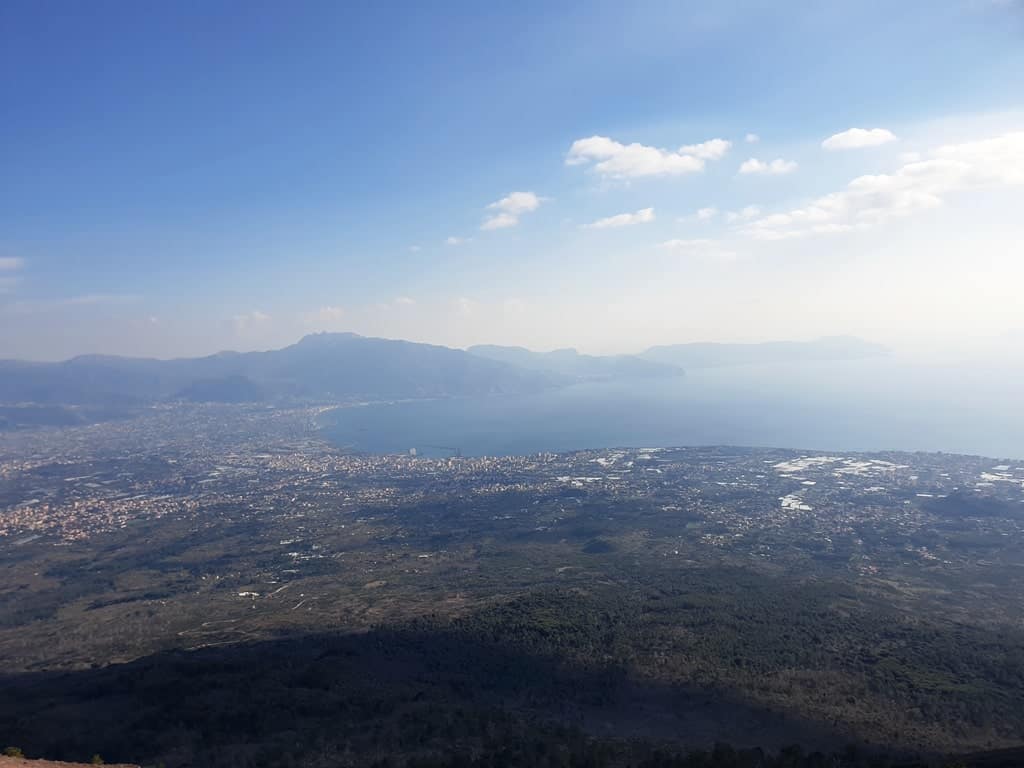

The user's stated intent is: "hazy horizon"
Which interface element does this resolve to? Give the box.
[2,2,1023,362]
[3,327,1024,366]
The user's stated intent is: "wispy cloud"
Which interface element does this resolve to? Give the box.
[743,130,1024,240]
[696,207,718,221]
[745,133,760,144]
[822,127,898,150]
[445,236,469,246]
[566,135,730,178]
[233,310,271,332]
[678,138,732,160]
[725,205,762,222]
[0,257,24,272]
[739,157,798,175]
[481,191,543,230]
[586,207,655,229]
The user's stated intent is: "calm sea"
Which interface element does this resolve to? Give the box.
[319,358,1024,460]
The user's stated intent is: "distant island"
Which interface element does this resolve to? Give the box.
[467,344,682,381]
[640,335,889,368]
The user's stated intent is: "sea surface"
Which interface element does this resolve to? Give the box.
[320,358,1024,460]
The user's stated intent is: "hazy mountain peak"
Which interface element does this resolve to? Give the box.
[295,331,363,346]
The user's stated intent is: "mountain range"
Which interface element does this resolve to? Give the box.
[0,333,888,408]
[640,335,889,369]
[0,333,555,406]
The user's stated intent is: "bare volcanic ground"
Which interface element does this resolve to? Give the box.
[0,758,138,768]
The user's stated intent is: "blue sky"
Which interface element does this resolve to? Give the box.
[1,0,1023,359]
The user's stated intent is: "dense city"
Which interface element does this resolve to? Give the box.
[2,404,1022,577]
[1,405,1023,767]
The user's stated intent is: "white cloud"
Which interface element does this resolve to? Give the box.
[743,130,1024,240]
[488,190,541,214]
[394,296,416,306]
[725,205,762,222]
[739,158,798,175]
[233,310,271,333]
[745,133,760,144]
[480,213,518,230]
[408,245,421,253]
[316,306,344,321]
[679,138,732,160]
[586,207,656,229]
[445,236,469,245]
[696,207,718,220]
[481,191,543,230]
[659,238,738,261]
[566,135,729,178]
[822,127,898,151]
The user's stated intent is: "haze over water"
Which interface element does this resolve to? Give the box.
[322,358,1024,461]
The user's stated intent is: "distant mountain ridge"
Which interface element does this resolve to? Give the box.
[467,345,683,381]
[0,333,558,405]
[640,335,889,369]
[0,333,888,406]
